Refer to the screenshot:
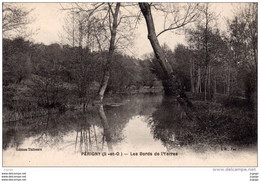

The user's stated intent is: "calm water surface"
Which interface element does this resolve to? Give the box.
[3,94,257,166]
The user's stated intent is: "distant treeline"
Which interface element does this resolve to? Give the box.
[3,29,257,119]
[3,38,162,115]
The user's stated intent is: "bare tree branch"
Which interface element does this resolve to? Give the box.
[153,3,200,38]
[3,3,34,37]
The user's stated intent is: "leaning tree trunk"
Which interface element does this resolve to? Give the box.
[97,3,120,102]
[139,3,202,123]
[98,105,113,152]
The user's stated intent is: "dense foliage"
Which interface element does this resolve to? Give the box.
[3,38,160,118]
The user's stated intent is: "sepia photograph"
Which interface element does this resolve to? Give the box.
[2,2,258,168]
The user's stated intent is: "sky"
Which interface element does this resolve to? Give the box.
[12,2,243,59]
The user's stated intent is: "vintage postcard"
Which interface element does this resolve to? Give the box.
[2,2,257,167]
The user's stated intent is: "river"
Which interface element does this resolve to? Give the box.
[3,94,257,166]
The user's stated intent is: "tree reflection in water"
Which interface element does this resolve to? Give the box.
[148,97,187,151]
[74,105,114,153]
[3,95,158,153]
[73,95,162,153]
[149,97,257,152]
[3,94,257,156]
[98,105,113,152]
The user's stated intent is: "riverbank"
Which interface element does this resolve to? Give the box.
[3,88,254,125]
[3,88,163,123]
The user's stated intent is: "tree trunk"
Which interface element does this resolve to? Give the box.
[204,4,210,101]
[226,61,230,95]
[196,65,201,93]
[139,3,201,122]
[190,58,195,93]
[97,3,120,102]
[204,65,207,101]
[208,63,211,98]
[139,4,180,92]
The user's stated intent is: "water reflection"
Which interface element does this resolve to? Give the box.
[148,98,185,151]
[3,95,162,153]
[149,97,257,152]
[98,104,113,152]
[3,94,257,166]
[74,113,95,153]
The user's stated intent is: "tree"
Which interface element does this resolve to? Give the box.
[187,3,218,100]
[149,44,192,93]
[227,3,257,105]
[61,8,109,51]
[3,3,33,38]
[61,4,110,108]
[94,2,139,101]
[61,3,139,102]
[172,44,192,92]
[29,44,67,109]
[3,38,32,85]
[97,3,121,102]
[187,26,229,98]
[139,3,201,122]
